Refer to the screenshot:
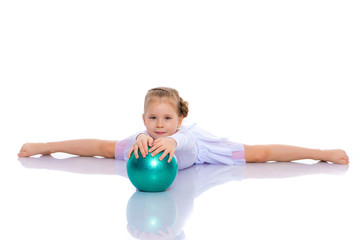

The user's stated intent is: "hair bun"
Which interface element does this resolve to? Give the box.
[179,97,189,118]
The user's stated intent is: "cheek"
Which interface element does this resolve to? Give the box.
[144,121,152,129]
[171,123,179,131]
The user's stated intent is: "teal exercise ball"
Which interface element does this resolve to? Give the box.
[127,148,178,192]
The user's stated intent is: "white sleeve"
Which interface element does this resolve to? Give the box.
[168,130,198,170]
[135,131,149,139]
[169,131,194,151]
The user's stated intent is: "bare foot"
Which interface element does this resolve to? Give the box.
[18,143,51,158]
[321,149,349,165]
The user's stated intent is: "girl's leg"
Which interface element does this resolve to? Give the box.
[18,140,117,158]
[244,144,349,164]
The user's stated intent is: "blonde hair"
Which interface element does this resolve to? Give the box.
[144,87,189,118]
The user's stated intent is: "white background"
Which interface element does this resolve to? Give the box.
[1,1,359,239]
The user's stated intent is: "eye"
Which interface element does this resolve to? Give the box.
[149,116,156,120]
[165,117,172,120]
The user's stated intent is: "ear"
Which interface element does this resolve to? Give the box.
[142,114,146,125]
[177,116,184,128]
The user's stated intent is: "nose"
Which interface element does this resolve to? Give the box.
[156,118,164,128]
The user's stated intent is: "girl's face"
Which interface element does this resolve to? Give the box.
[143,97,183,140]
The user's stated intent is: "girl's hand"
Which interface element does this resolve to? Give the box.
[128,134,154,159]
[149,137,177,162]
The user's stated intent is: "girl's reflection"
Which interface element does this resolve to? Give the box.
[19,156,348,240]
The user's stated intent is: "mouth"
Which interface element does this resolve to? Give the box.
[155,132,166,135]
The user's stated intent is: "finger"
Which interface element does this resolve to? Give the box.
[149,143,160,153]
[168,151,174,163]
[134,145,139,159]
[139,142,147,157]
[159,150,169,161]
[139,147,146,158]
[148,137,153,147]
[143,140,149,155]
[128,146,134,159]
[151,146,165,157]
[157,229,166,236]
[150,138,164,152]
[153,138,161,146]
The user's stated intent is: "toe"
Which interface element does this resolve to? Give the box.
[341,158,349,165]
[18,149,27,158]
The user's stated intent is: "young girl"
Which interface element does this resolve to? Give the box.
[18,87,349,169]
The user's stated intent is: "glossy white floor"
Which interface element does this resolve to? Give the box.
[1,148,359,240]
[1,1,359,239]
